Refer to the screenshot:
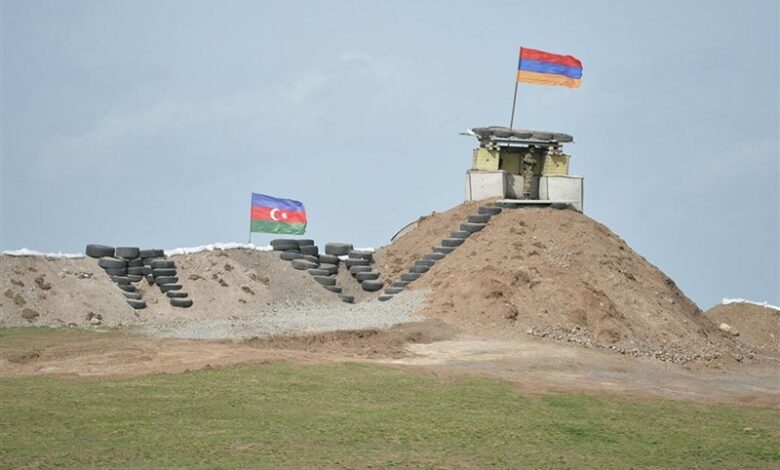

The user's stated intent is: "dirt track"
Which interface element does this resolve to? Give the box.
[2,323,778,408]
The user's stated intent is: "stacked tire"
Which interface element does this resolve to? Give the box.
[324,242,357,303]
[345,250,384,294]
[381,205,502,301]
[149,258,193,308]
[274,239,352,303]
[87,244,147,309]
[86,244,194,309]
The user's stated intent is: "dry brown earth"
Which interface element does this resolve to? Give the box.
[707,302,780,351]
[379,204,748,364]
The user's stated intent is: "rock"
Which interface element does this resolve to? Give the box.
[21,308,39,321]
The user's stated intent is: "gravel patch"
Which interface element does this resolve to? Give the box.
[143,289,429,340]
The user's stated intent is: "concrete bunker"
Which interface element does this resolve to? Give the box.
[464,126,583,211]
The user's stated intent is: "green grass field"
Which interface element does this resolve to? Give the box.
[2,361,779,469]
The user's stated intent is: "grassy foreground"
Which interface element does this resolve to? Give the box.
[1,362,779,469]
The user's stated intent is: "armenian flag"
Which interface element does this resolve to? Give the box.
[250,193,307,235]
[517,47,582,88]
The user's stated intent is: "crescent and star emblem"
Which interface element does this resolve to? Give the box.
[270,208,289,221]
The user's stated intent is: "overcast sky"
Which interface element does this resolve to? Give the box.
[2,0,778,308]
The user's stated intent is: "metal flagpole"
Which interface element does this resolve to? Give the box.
[509,79,519,131]
[510,47,521,131]
[248,194,253,244]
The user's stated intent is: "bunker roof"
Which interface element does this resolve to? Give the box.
[465,126,574,148]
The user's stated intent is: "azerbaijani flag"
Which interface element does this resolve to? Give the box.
[517,47,582,88]
[250,193,307,235]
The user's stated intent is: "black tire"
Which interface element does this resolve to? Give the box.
[441,238,464,248]
[292,259,318,270]
[302,255,320,264]
[167,291,189,298]
[110,275,130,285]
[361,280,383,292]
[349,266,372,275]
[308,268,330,277]
[550,202,573,210]
[280,251,304,261]
[324,285,342,294]
[325,242,353,256]
[423,253,446,261]
[152,268,177,277]
[151,259,175,269]
[533,131,553,140]
[98,257,127,269]
[432,246,455,254]
[409,265,429,274]
[142,266,152,275]
[318,263,338,275]
[450,230,470,239]
[145,274,155,285]
[300,245,319,256]
[118,284,136,293]
[86,244,114,258]
[127,258,144,267]
[127,299,146,309]
[467,214,491,224]
[378,295,393,302]
[384,287,404,295]
[345,258,370,267]
[271,239,299,251]
[170,297,193,308]
[296,239,315,247]
[115,247,140,259]
[339,294,354,304]
[552,133,573,143]
[318,254,339,265]
[400,273,420,282]
[461,223,486,233]
[127,266,146,275]
[392,281,409,288]
[348,251,373,262]
[155,276,179,285]
[159,283,182,293]
[356,271,380,282]
[478,206,503,215]
[314,276,336,286]
[139,249,164,259]
[123,291,143,300]
[511,129,533,139]
[104,267,127,276]
[415,259,436,267]
[127,274,143,283]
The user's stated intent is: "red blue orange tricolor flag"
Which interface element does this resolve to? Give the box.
[517,47,583,88]
[250,193,307,235]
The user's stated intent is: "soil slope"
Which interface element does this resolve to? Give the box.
[379,204,744,363]
[0,249,338,327]
[706,303,780,352]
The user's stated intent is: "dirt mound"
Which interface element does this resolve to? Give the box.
[379,204,746,364]
[706,303,780,352]
[0,249,338,328]
[377,201,485,283]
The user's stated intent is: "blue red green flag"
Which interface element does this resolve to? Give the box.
[250,193,307,235]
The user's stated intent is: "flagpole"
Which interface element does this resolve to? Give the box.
[509,79,519,131]
[510,47,521,131]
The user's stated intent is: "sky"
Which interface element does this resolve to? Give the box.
[1,0,778,308]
